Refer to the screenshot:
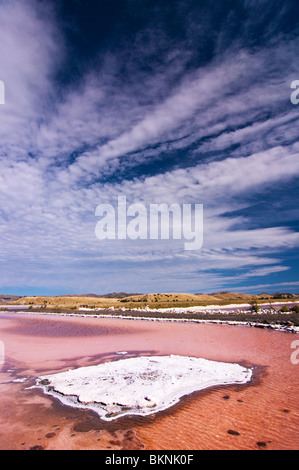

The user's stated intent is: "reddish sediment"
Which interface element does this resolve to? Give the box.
[0,312,298,450]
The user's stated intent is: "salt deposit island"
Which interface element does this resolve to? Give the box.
[35,355,253,421]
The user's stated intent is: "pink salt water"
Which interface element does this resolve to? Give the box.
[0,311,298,450]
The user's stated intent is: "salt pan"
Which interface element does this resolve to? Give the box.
[36,355,252,421]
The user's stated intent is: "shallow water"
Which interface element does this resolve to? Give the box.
[0,312,298,450]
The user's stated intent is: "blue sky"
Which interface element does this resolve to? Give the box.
[0,0,299,296]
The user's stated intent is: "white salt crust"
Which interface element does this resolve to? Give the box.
[36,355,252,421]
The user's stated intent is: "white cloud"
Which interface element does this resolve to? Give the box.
[0,1,63,161]
[0,0,298,293]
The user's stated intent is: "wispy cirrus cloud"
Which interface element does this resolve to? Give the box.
[0,0,298,294]
[50,38,299,184]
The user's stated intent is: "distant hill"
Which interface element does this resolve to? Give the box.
[120,293,219,303]
[0,295,21,303]
[58,292,142,299]
[206,292,256,301]
[206,291,298,300]
[270,292,297,299]
[100,292,143,299]
[9,290,299,309]
[13,295,122,307]
[58,293,103,298]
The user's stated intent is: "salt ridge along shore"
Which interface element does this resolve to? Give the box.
[5,300,299,333]
[71,300,299,334]
[35,355,253,421]
[75,300,299,315]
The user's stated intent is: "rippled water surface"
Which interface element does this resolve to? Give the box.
[0,312,298,450]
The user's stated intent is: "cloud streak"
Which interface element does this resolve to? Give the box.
[0,0,298,294]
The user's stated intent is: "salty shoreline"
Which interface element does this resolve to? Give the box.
[3,302,299,334]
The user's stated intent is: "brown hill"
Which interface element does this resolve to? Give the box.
[120,292,219,303]
[207,292,255,301]
[13,295,120,308]
[11,291,299,310]
[54,292,142,299]
[100,292,143,299]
